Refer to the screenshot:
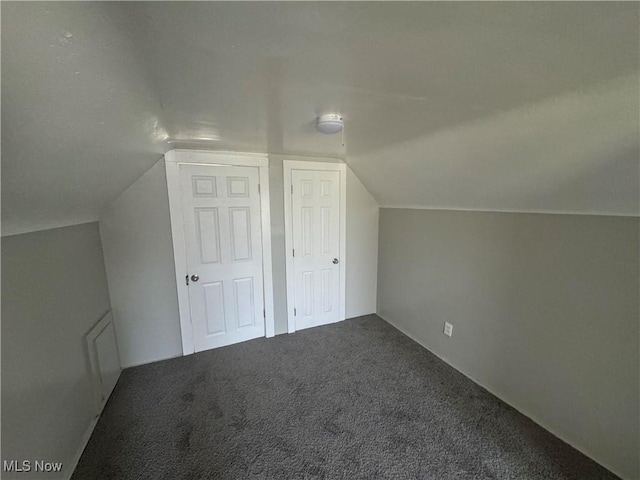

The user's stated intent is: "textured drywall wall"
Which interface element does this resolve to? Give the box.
[377,209,639,479]
[100,159,182,367]
[1,222,112,479]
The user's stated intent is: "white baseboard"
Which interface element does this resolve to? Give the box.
[376,312,630,480]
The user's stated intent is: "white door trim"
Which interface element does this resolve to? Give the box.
[165,149,275,355]
[283,160,347,333]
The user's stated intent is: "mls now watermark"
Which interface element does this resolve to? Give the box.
[3,460,63,473]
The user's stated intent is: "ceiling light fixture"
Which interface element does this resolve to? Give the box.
[316,113,343,134]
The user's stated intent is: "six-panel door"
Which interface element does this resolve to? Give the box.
[180,164,265,352]
[291,169,341,330]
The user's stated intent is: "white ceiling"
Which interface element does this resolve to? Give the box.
[2,2,638,235]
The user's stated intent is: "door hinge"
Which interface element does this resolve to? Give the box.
[185,274,189,286]
[294,308,297,316]
[291,184,293,194]
[258,183,261,194]
[263,309,266,319]
[292,249,295,257]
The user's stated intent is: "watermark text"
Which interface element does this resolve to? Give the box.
[3,460,63,473]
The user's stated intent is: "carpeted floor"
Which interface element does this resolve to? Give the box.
[72,315,619,479]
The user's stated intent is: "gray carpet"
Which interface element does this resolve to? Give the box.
[73,315,619,480]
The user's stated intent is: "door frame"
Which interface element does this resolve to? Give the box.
[283,160,346,333]
[165,149,275,355]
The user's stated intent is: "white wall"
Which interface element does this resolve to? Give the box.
[1,222,112,480]
[346,166,379,318]
[266,154,289,334]
[100,160,182,367]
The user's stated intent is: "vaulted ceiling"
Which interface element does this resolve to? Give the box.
[2,2,638,235]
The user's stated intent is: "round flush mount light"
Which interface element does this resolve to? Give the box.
[316,113,343,134]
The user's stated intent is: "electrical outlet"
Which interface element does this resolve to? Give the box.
[444,322,453,337]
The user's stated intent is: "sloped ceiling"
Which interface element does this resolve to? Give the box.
[2,2,638,235]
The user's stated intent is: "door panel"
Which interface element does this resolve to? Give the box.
[233,277,255,327]
[229,207,252,261]
[195,208,221,264]
[180,164,265,352]
[203,281,225,334]
[321,269,332,313]
[292,169,341,330]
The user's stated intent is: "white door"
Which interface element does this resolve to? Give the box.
[291,169,342,330]
[180,164,265,352]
